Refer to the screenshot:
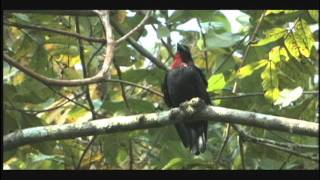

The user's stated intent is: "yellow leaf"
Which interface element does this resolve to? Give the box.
[117,10,127,24]
[237,59,268,79]
[284,33,300,60]
[264,88,280,102]
[69,55,81,67]
[44,44,58,51]
[12,72,26,85]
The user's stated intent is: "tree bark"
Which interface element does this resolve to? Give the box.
[4,98,318,151]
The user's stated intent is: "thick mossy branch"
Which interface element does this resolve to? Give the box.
[3,98,318,151]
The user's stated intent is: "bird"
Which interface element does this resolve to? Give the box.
[162,43,212,155]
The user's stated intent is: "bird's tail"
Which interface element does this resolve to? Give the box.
[175,121,207,155]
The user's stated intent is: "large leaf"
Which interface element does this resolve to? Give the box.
[237,59,268,79]
[308,10,319,22]
[121,68,165,86]
[253,28,287,47]
[101,98,155,114]
[162,158,185,170]
[284,19,315,60]
[207,73,226,92]
[206,31,242,49]
[294,19,315,57]
[114,44,136,66]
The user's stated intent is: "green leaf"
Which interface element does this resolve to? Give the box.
[116,149,128,168]
[274,87,303,108]
[114,45,136,67]
[294,19,315,57]
[206,31,242,49]
[268,46,289,63]
[121,68,165,86]
[158,25,170,38]
[237,59,268,79]
[13,34,38,60]
[207,73,226,92]
[265,10,298,16]
[128,99,155,113]
[264,88,280,102]
[12,13,31,22]
[260,158,284,169]
[285,19,315,60]
[162,158,185,170]
[308,10,319,22]
[284,33,300,60]
[101,133,129,167]
[63,68,83,79]
[45,35,79,46]
[261,61,278,90]
[101,99,155,114]
[14,78,54,103]
[32,141,57,156]
[253,28,287,46]
[31,46,49,74]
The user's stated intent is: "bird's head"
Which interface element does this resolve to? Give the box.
[172,43,194,69]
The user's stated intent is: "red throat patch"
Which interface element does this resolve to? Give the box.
[172,53,188,69]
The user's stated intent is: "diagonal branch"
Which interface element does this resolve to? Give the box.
[110,18,168,71]
[94,10,115,77]
[116,10,151,44]
[4,97,319,151]
[232,10,266,93]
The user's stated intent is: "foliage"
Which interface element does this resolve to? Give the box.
[3,10,319,170]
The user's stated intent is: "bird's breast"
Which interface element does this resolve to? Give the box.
[166,66,201,106]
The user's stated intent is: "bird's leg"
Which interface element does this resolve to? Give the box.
[179,97,207,122]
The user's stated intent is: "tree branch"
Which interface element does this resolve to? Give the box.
[4,98,318,151]
[232,10,266,93]
[3,11,116,87]
[110,18,168,71]
[150,23,175,59]
[116,10,151,44]
[231,124,319,162]
[4,21,106,43]
[4,53,164,97]
[196,18,209,75]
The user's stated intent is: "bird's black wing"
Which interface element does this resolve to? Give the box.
[191,65,212,105]
[162,73,172,107]
[162,71,192,148]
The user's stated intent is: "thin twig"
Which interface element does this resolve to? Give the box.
[212,90,318,100]
[4,53,164,98]
[114,62,131,111]
[4,21,105,43]
[215,123,231,165]
[196,18,209,75]
[110,18,168,71]
[129,138,134,170]
[150,23,175,58]
[5,93,85,114]
[76,136,97,169]
[87,43,105,71]
[232,124,319,162]
[105,79,163,97]
[279,154,292,170]
[232,10,266,93]
[75,16,98,169]
[213,34,249,74]
[238,136,246,170]
[116,11,151,44]
[75,12,115,170]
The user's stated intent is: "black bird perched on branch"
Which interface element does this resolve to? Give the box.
[162,43,212,155]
